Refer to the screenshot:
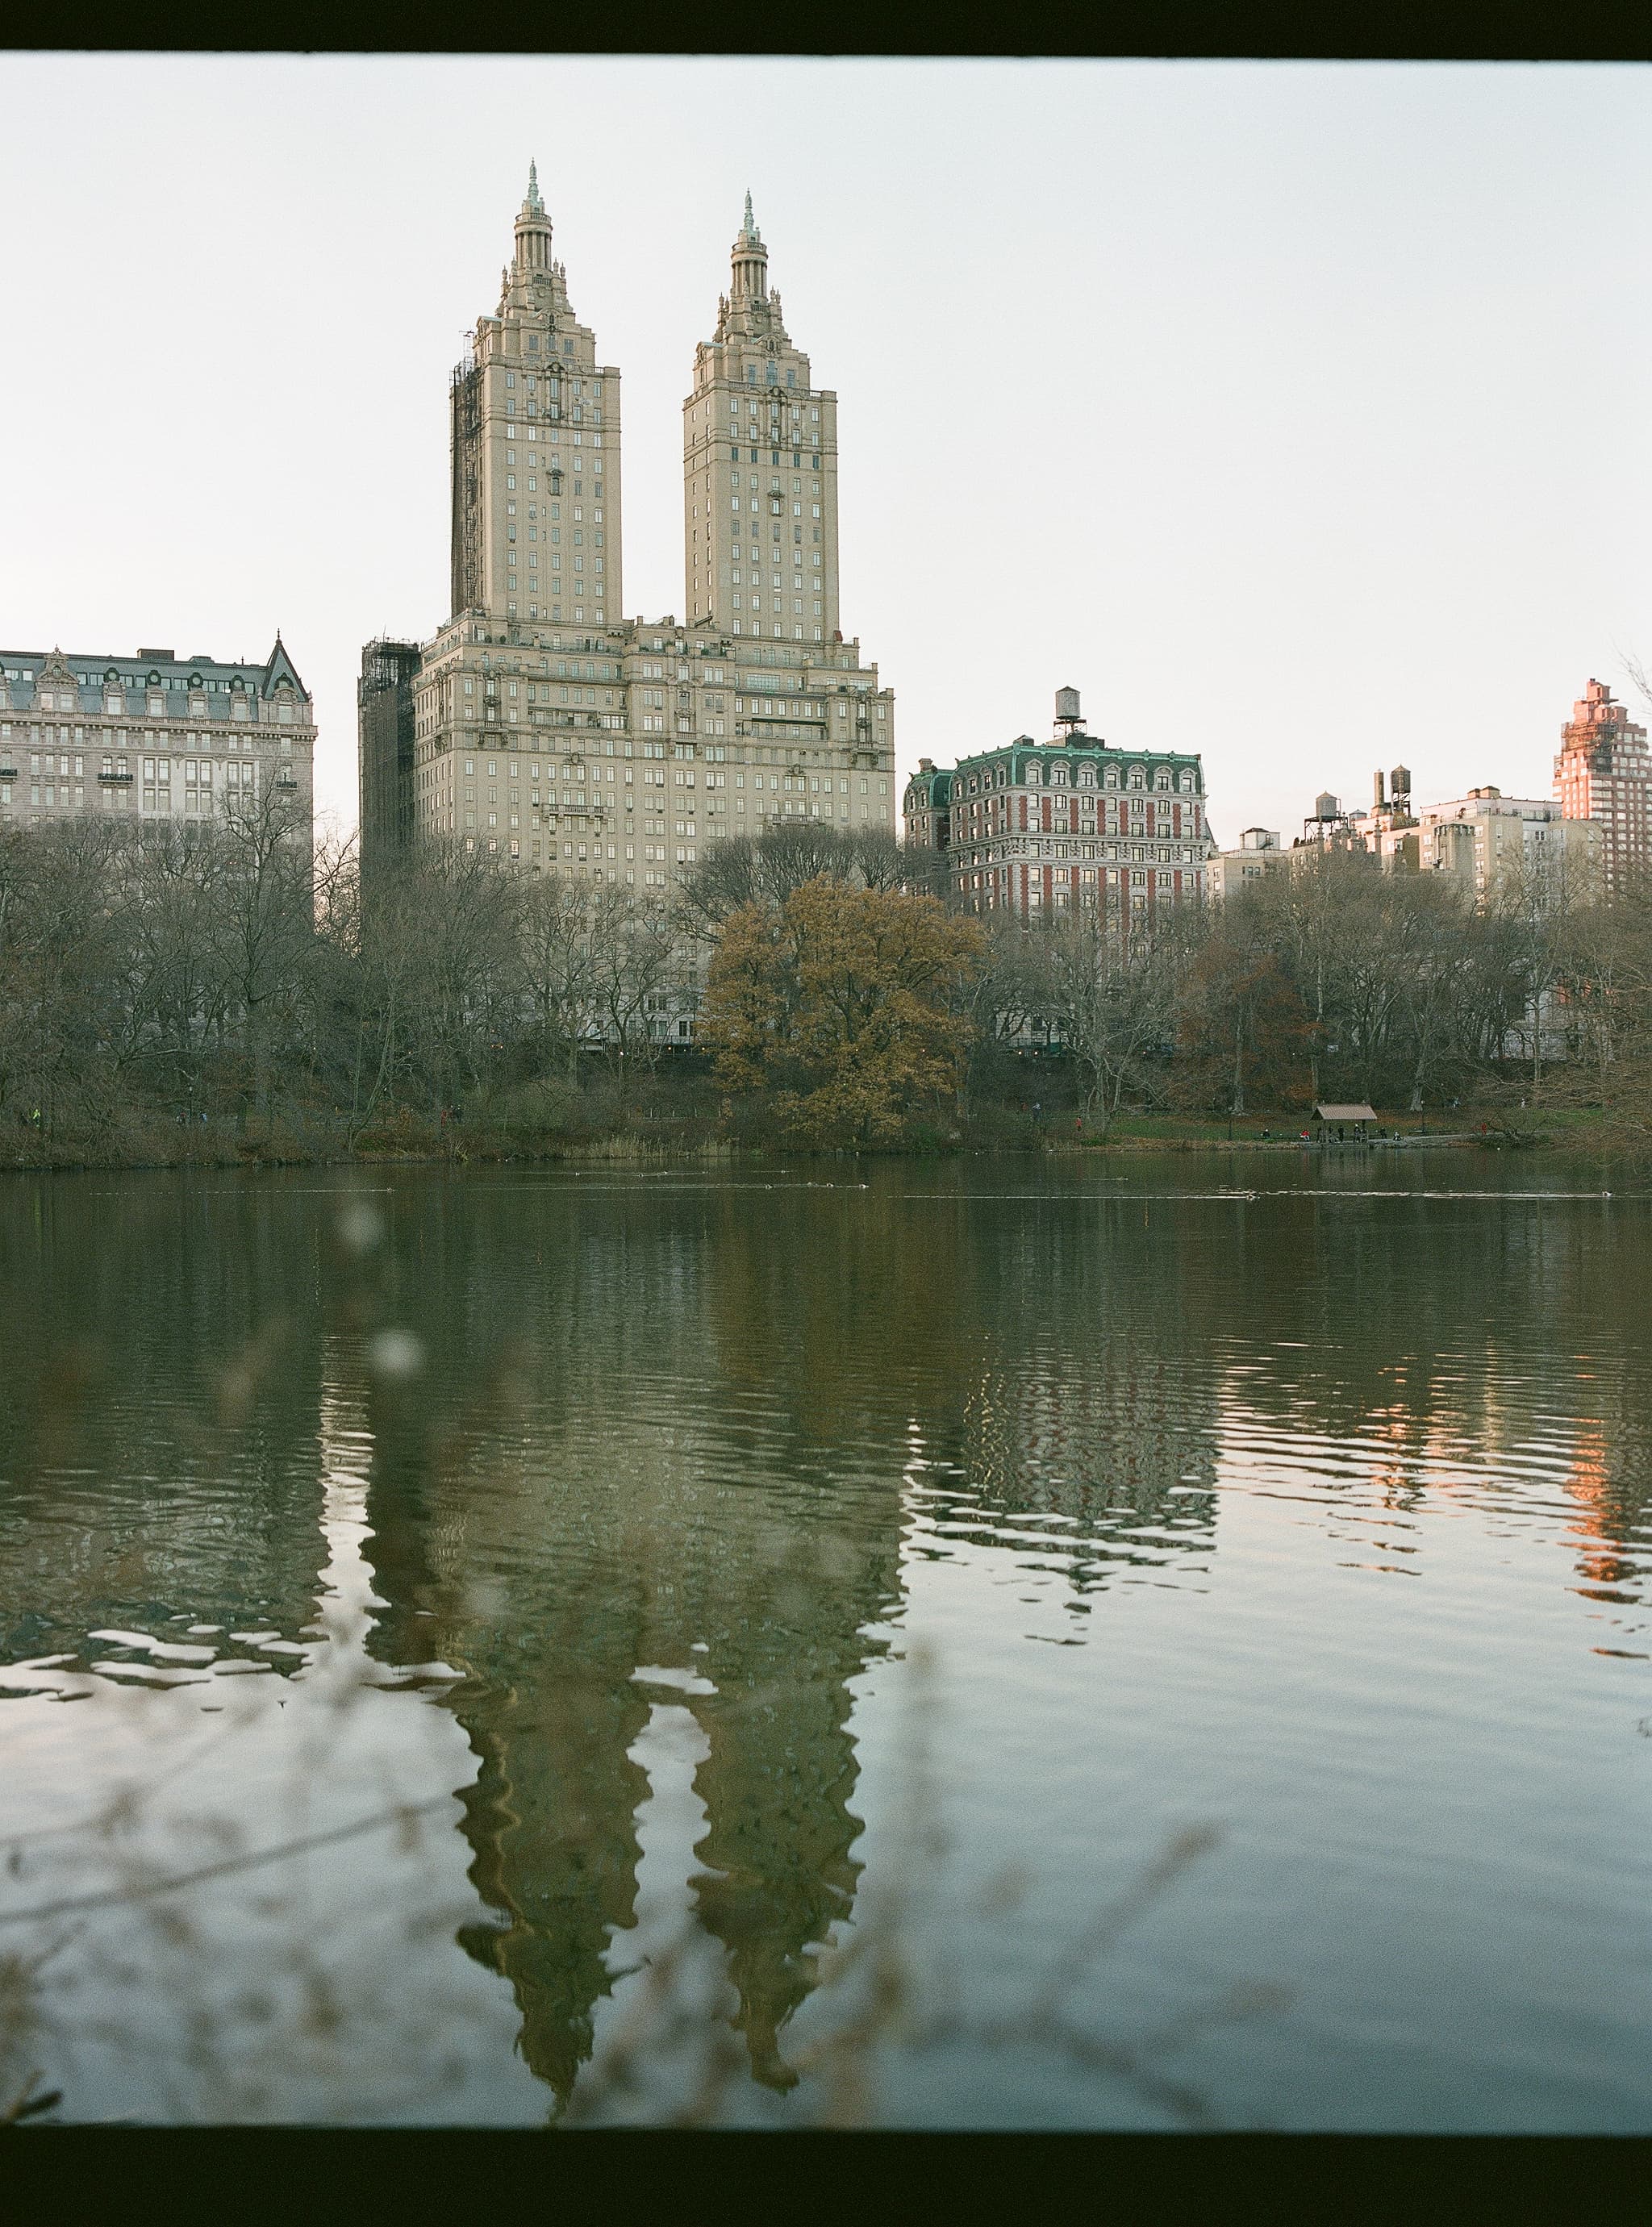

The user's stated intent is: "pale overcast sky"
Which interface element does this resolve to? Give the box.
[3,55,1647,845]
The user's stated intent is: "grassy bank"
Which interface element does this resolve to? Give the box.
[3,1097,1641,1174]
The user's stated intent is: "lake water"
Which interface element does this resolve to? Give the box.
[1,1154,1648,2128]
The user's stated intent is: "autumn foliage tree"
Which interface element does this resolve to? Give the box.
[1173,939,1316,1116]
[701,877,984,1146]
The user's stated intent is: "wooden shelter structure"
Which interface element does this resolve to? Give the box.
[1313,1101,1379,1141]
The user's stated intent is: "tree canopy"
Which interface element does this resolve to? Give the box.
[701,877,984,1146]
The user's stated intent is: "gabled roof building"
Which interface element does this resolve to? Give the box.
[0,639,315,838]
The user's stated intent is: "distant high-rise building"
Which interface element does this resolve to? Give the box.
[1554,678,1649,890]
[0,638,315,840]
[362,174,898,894]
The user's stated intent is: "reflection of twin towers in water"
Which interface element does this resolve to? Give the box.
[325,1361,888,2101]
[315,1183,1222,2108]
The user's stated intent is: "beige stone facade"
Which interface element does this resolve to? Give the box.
[683,195,840,647]
[1205,826,1289,903]
[0,640,315,839]
[449,166,623,632]
[382,178,896,889]
[409,619,894,888]
[1412,786,1601,905]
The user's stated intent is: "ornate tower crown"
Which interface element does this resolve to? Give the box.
[513,160,553,277]
[729,189,770,315]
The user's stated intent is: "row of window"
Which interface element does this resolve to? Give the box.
[503,369,599,394]
[685,398,820,422]
[443,738,876,778]
[919,762,1197,803]
[958,842,1203,865]
[2,781,277,812]
[18,752,259,782]
[970,865,1189,890]
[440,757,887,799]
[504,402,600,426]
[498,328,581,358]
[503,444,601,473]
[7,694,292,725]
[714,447,820,469]
[4,724,294,760]
[23,674,264,703]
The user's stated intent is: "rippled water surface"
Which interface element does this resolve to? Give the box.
[1,1155,1649,2127]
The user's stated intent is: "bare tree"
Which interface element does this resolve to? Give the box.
[209,789,340,1132]
[1027,907,1184,1131]
[514,873,606,1079]
[119,822,229,1119]
[676,826,918,938]
[590,888,678,1101]
[0,819,132,1145]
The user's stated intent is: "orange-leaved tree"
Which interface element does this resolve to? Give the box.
[701,876,984,1145]
[1172,940,1316,1115]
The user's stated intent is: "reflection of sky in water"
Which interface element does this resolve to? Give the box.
[0,1160,1649,2128]
[0,1341,538,2125]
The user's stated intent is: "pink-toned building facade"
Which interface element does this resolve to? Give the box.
[1555,678,1649,890]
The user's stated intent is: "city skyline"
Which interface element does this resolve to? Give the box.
[2,54,1647,846]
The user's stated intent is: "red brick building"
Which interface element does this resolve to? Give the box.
[903,690,1208,924]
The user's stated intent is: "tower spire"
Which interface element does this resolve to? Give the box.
[512,161,553,282]
[730,192,769,311]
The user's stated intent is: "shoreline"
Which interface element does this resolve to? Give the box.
[0,1125,1632,1177]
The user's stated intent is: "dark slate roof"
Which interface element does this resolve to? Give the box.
[925,736,1207,788]
[905,766,953,806]
[0,640,309,715]
[261,634,309,700]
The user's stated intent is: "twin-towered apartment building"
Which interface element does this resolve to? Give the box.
[359,172,897,889]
